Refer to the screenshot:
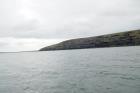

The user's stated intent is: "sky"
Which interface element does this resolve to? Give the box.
[0,0,140,52]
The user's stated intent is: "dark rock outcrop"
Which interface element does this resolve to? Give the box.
[40,30,140,51]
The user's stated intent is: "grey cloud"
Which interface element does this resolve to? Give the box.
[0,42,9,47]
[0,0,140,39]
[0,0,140,51]
[13,19,40,31]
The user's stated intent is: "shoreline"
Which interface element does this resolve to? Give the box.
[0,45,139,53]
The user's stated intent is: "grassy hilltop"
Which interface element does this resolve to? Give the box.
[40,30,140,51]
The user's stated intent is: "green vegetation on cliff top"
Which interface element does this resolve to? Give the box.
[40,29,140,51]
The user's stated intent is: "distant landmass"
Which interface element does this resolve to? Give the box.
[40,30,140,51]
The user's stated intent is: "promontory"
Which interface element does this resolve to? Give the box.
[40,29,140,51]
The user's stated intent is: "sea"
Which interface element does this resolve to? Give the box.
[0,46,140,93]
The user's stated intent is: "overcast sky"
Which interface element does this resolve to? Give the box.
[0,0,140,52]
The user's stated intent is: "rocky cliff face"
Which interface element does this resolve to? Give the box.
[40,30,140,51]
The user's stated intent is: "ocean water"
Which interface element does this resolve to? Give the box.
[0,46,140,93]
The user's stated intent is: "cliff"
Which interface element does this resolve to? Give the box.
[40,30,140,51]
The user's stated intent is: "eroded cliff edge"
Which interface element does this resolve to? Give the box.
[40,30,140,51]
